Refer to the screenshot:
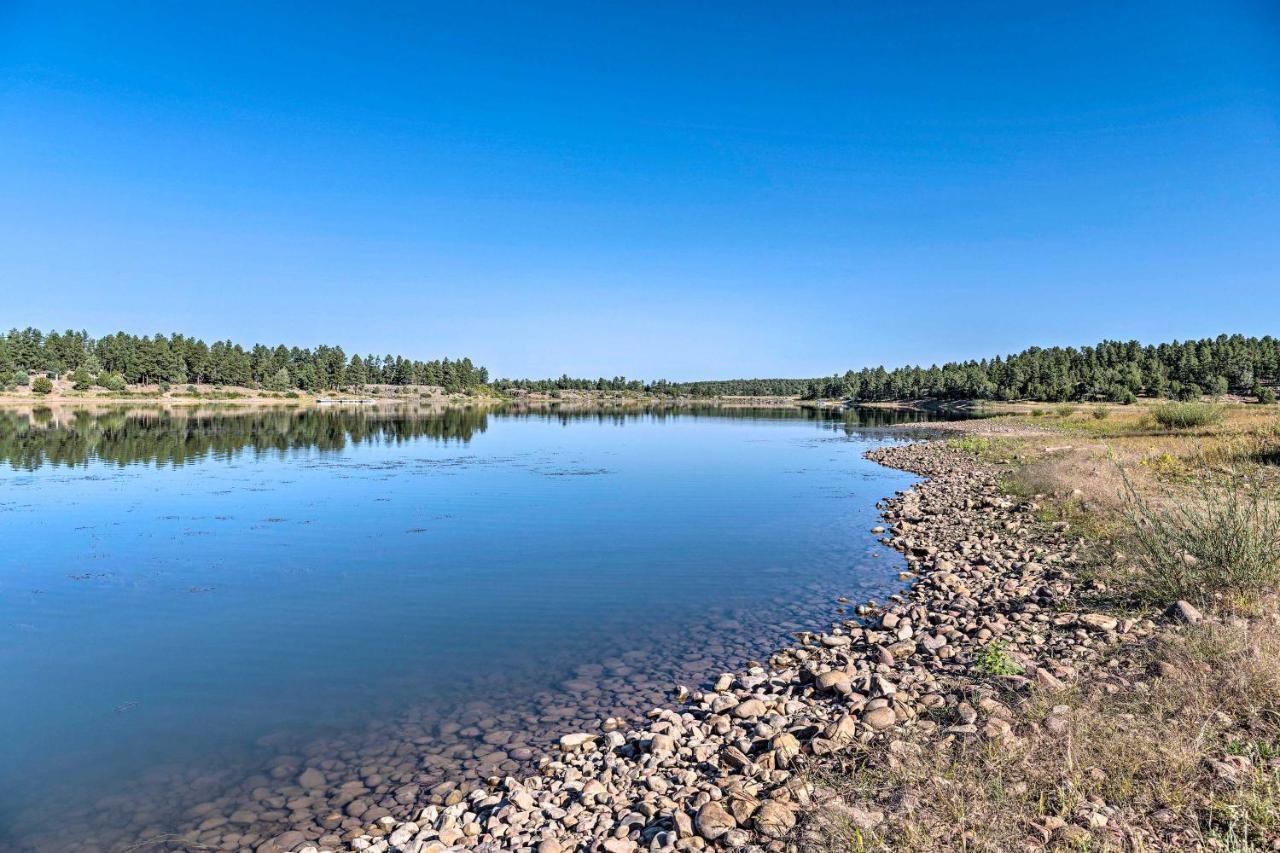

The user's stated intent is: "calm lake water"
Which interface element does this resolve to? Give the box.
[0,404,954,851]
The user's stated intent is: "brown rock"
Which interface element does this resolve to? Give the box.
[824,714,856,744]
[862,706,897,731]
[1078,613,1118,632]
[297,767,326,789]
[1034,667,1066,692]
[696,801,736,841]
[815,670,851,694]
[1167,600,1203,624]
[754,801,796,839]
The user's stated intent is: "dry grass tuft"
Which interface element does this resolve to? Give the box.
[1120,460,1280,612]
[1152,402,1226,430]
[801,619,1280,852]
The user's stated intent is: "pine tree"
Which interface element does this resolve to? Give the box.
[265,367,291,392]
[345,355,369,388]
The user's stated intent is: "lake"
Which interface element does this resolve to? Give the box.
[0,403,954,851]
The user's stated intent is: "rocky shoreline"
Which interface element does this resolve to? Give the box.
[281,437,1147,853]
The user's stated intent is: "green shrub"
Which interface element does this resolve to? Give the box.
[31,376,53,395]
[950,436,992,455]
[1120,461,1280,608]
[265,367,291,393]
[96,372,127,392]
[1092,405,1110,420]
[976,641,1023,676]
[1174,382,1203,401]
[1055,405,1077,418]
[1152,402,1223,430]
[1030,408,1045,417]
[1103,385,1136,404]
[69,367,93,391]
[1256,386,1277,405]
[14,371,29,386]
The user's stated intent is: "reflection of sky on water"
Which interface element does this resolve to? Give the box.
[0,405,940,848]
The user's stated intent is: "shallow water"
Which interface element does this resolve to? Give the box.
[0,404,955,850]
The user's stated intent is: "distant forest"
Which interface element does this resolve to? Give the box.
[0,328,488,392]
[499,335,1280,403]
[3,329,1276,403]
[497,375,809,397]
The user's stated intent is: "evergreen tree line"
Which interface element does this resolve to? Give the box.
[803,335,1280,402]
[495,375,811,397]
[5,329,1275,402]
[498,335,1279,403]
[495,375,680,394]
[0,328,488,392]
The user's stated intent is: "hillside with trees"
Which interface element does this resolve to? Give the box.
[4,330,1276,403]
[0,328,488,392]
[497,335,1279,403]
[805,334,1279,403]
[496,375,810,397]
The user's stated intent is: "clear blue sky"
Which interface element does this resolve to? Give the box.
[1,2,1277,379]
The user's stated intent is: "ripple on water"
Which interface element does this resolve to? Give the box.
[0,405,943,851]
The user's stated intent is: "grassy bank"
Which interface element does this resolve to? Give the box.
[809,402,1280,851]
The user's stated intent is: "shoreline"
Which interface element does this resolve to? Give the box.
[26,404,1242,852]
[17,398,1255,851]
[4,407,918,853]
[253,426,1150,853]
[25,401,1262,851]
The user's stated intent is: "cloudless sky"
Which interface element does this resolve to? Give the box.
[1,2,1278,379]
